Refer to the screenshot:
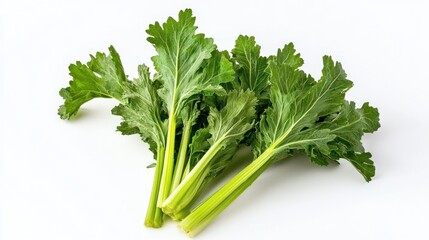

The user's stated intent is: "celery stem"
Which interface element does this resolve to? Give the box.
[171,121,192,192]
[182,159,191,182]
[162,138,224,214]
[179,147,276,237]
[157,113,176,206]
[144,146,165,228]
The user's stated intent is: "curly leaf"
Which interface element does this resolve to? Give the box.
[58,46,128,119]
[111,64,167,157]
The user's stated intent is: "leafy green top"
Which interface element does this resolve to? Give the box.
[58,47,168,157]
[112,65,167,156]
[188,90,257,175]
[253,53,379,181]
[307,101,380,181]
[231,35,269,97]
[58,46,128,119]
[146,9,233,117]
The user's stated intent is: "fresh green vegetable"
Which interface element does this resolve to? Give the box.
[179,54,380,236]
[58,9,235,228]
[230,35,270,98]
[146,9,234,207]
[58,46,128,119]
[58,8,380,237]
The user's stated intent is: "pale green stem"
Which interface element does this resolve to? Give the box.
[162,138,225,214]
[179,147,276,237]
[171,121,192,192]
[171,208,191,221]
[182,159,191,182]
[144,146,165,228]
[170,178,210,221]
[157,113,176,206]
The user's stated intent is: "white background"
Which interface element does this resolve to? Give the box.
[1,0,428,239]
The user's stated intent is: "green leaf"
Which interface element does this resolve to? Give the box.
[344,152,375,182]
[231,35,269,97]
[307,147,332,166]
[318,101,379,153]
[316,101,366,153]
[58,46,128,119]
[269,42,304,69]
[188,89,258,176]
[200,50,235,95]
[361,102,381,133]
[205,90,257,176]
[254,56,353,157]
[269,64,314,95]
[180,101,201,130]
[187,128,211,169]
[111,64,167,156]
[146,9,232,116]
[280,129,336,155]
[265,42,307,96]
[306,101,380,180]
[147,163,157,169]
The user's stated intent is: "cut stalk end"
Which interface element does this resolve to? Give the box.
[144,219,163,228]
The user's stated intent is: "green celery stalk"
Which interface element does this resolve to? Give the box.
[157,114,176,205]
[171,121,192,191]
[144,147,165,227]
[146,10,234,206]
[179,148,275,236]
